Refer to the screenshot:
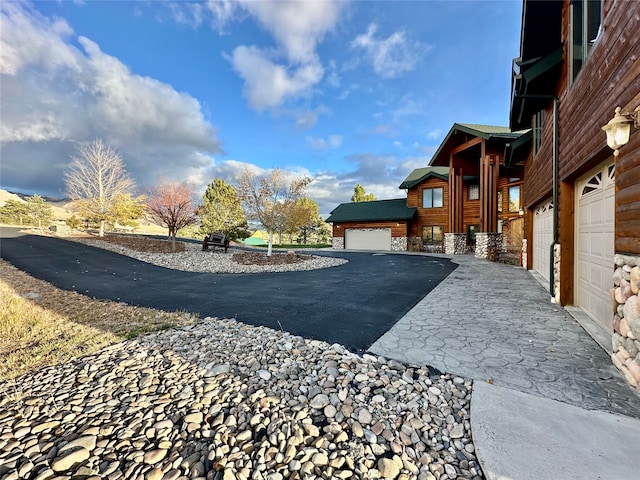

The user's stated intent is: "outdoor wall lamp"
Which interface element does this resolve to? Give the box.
[602,106,640,157]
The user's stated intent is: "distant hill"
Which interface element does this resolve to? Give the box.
[0,189,73,220]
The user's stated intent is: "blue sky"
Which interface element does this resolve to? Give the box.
[0,0,522,216]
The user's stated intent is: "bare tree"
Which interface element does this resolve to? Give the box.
[236,166,311,256]
[146,179,198,251]
[64,139,135,236]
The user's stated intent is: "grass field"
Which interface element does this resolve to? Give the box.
[0,259,196,382]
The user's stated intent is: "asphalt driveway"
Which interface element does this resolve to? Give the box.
[0,227,456,350]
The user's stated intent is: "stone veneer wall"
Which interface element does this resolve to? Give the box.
[521,239,528,270]
[332,237,344,249]
[391,237,408,251]
[474,233,502,259]
[552,244,561,304]
[611,254,640,391]
[444,233,467,255]
[407,236,422,252]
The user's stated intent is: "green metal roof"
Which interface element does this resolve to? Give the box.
[326,198,416,223]
[429,123,530,167]
[399,166,449,189]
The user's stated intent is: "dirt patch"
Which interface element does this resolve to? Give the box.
[91,234,186,253]
[232,251,311,265]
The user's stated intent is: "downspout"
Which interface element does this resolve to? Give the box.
[550,96,559,299]
[515,94,559,298]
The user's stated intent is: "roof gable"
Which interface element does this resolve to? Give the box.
[429,123,530,166]
[399,166,449,189]
[326,198,416,223]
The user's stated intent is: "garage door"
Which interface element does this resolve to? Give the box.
[532,199,554,286]
[345,228,391,251]
[576,162,615,331]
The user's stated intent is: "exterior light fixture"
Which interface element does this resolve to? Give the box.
[602,106,640,157]
[519,208,524,216]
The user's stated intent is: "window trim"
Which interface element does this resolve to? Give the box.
[508,185,522,214]
[533,110,543,156]
[422,225,444,245]
[422,187,444,209]
[467,183,479,201]
[570,0,602,84]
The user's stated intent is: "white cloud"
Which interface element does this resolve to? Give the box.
[306,134,343,150]
[0,2,222,197]
[218,1,346,112]
[239,0,344,64]
[352,23,427,79]
[0,2,80,75]
[427,129,442,140]
[230,45,324,111]
[296,111,319,130]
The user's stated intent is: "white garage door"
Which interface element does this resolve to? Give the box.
[345,228,391,251]
[576,162,615,332]
[532,199,554,286]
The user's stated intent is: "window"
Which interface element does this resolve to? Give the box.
[468,184,479,201]
[422,226,444,245]
[423,187,443,208]
[571,0,602,82]
[533,110,544,155]
[508,185,521,213]
[497,190,503,213]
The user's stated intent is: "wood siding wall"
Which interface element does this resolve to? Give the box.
[560,0,640,254]
[407,177,449,236]
[332,221,408,238]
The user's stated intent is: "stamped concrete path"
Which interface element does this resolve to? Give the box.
[370,253,640,480]
[370,254,640,417]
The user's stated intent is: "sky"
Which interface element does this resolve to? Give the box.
[0,0,523,217]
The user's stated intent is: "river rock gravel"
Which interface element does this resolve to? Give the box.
[72,239,348,274]
[0,317,483,480]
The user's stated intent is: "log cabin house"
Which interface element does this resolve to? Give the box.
[327,124,529,258]
[509,0,640,389]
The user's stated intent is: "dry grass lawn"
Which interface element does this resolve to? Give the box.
[0,259,196,383]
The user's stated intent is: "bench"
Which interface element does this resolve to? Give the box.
[202,233,230,253]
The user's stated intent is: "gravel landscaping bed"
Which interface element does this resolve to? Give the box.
[72,237,348,274]
[0,317,481,480]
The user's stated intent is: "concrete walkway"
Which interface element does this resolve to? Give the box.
[369,254,640,479]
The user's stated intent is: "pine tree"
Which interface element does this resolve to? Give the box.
[199,178,249,240]
[351,183,376,202]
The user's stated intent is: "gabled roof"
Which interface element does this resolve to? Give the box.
[429,123,530,166]
[325,198,416,223]
[399,166,449,189]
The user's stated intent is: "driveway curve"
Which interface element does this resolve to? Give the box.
[0,227,456,351]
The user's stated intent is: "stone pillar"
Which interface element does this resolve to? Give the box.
[391,237,408,251]
[332,237,344,249]
[444,233,467,255]
[611,254,640,392]
[553,243,561,304]
[475,233,502,259]
[521,239,528,270]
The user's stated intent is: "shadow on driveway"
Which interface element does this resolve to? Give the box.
[0,227,456,351]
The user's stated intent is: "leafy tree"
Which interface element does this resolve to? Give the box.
[109,194,146,228]
[351,183,376,202]
[66,215,82,230]
[286,197,321,244]
[64,139,135,237]
[26,195,53,229]
[199,178,249,240]
[236,167,311,256]
[146,180,198,251]
[0,199,31,225]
